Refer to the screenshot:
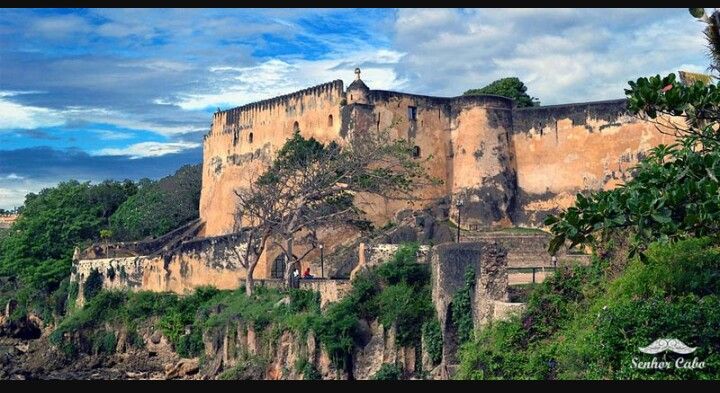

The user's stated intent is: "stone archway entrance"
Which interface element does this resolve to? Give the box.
[271,254,286,279]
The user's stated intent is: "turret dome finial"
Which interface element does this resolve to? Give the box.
[354,67,361,80]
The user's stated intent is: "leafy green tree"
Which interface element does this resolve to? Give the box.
[110,164,201,241]
[463,77,539,107]
[0,180,134,320]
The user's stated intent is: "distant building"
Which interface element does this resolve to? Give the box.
[0,214,18,229]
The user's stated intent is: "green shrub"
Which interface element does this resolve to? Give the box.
[377,283,432,346]
[372,363,403,380]
[93,330,117,355]
[422,318,443,365]
[295,358,321,380]
[458,237,720,380]
[451,267,475,345]
[83,268,104,302]
[218,355,268,380]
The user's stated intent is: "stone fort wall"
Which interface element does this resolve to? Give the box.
[201,77,676,237]
[72,72,678,294]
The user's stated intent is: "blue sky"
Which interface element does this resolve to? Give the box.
[0,8,712,209]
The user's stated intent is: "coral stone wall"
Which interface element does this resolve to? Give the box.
[511,100,677,226]
[449,96,516,229]
[200,80,345,237]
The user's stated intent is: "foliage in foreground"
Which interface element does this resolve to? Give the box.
[546,73,720,259]
[458,237,720,380]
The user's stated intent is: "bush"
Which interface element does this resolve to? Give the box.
[83,268,104,302]
[458,237,720,380]
[372,363,403,380]
[377,283,432,346]
[422,318,443,366]
[93,330,117,355]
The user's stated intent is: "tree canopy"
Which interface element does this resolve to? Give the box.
[109,164,201,241]
[234,128,439,291]
[546,74,720,258]
[463,77,539,107]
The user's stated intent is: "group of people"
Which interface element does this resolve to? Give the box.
[291,267,315,287]
[292,267,314,279]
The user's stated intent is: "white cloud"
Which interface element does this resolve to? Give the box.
[1,174,24,180]
[0,178,57,210]
[170,49,406,111]
[0,96,65,129]
[390,8,711,104]
[92,130,134,140]
[95,141,201,159]
[31,15,91,39]
[0,95,198,136]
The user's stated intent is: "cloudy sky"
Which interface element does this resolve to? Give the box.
[0,8,712,209]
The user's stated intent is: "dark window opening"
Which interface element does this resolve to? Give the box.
[248,132,254,143]
[408,106,417,121]
[412,145,421,158]
[350,94,353,100]
[328,114,333,127]
[293,121,300,132]
[271,255,286,279]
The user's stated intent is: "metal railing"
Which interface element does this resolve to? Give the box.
[507,266,557,284]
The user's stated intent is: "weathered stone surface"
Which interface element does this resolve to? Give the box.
[431,241,509,366]
[165,358,199,379]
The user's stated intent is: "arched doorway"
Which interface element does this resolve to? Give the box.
[271,254,286,279]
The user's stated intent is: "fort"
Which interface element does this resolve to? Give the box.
[0,214,18,229]
[65,68,680,375]
[71,67,675,309]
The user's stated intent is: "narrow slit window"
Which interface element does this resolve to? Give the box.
[412,145,421,158]
[408,106,417,121]
[328,114,333,127]
[248,132,254,143]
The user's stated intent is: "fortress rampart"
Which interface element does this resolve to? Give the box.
[73,68,677,293]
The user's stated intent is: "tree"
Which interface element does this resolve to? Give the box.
[110,164,201,241]
[463,77,539,107]
[0,180,134,320]
[233,127,438,293]
[100,229,113,257]
[689,8,720,73]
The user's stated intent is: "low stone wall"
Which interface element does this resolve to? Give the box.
[430,241,509,371]
[462,231,589,268]
[72,253,351,310]
[297,279,353,309]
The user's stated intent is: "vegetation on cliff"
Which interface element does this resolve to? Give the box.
[0,180,137,323]
[49,243,441,379]
[458,237,720,379]
[0,165,201,325]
